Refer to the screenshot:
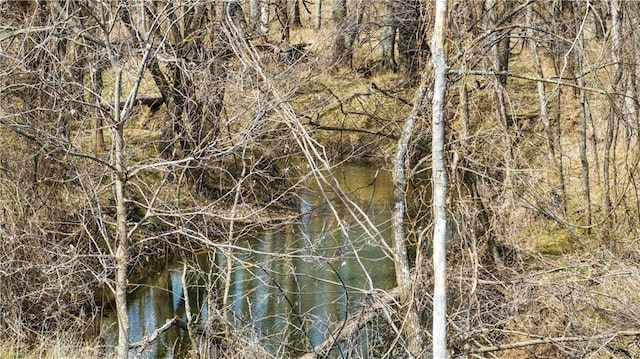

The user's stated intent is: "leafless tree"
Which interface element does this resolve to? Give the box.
[315,0,323,29]
[430,0,448,356]
[6,1,640,359]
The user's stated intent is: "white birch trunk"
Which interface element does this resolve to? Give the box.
[431,0,448,357]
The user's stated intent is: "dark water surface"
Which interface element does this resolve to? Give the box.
[98,164,397,358]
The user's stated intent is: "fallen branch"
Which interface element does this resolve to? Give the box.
[129,315,188,350]
[299,288,401,359]
[467,330,640,355]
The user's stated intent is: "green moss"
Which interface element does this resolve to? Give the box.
[529,224,576,255]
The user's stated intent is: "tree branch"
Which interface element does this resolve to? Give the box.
[299,288,401,359]
[0,26,54,42]
[449,69,614,96]
[467,331,640,354]
[306,119,398,140]
[129,316,188,350]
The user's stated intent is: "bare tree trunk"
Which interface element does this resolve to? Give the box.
[486,0,511,87]
[112,67,130,359]
[289,0,301,27]
[386,2,444,349]
[276,0,290,42]
[91,64,105,153]
[553,87,568,210]
[249,0,260,30]
[497,35,510,86]
[604,0,623,240]
[397,0,421,79]
[331,0,351,66]
[148,2,230,174]
[380,2,398,71]
[551,2,573,209]
[623,4,640,217]
[389,36,443,356]
[431,0,448,357]
[578,68,592,231]
[486,0,513,186]
[575,2,592,232]
[260,0,270,34]
[529,20,554,162]
[392,82,427,357]
[528,7,567,214]
[315,0,322,29]
[108,27,150,357]
[592,0,608,39]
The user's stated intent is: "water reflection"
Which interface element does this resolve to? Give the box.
[100,164,397,358]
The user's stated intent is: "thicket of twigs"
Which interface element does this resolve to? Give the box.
[2,1,640,358]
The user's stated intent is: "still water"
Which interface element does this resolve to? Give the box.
[98,164,397,358]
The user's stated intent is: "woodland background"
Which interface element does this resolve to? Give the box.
[2,0,640,358]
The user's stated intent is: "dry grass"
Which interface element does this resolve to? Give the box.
[0,337,103,359]
[4,2,640,358]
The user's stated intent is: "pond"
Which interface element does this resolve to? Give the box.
[97,164,399,358]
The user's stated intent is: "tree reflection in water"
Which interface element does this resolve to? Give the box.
[99,165,397,358]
